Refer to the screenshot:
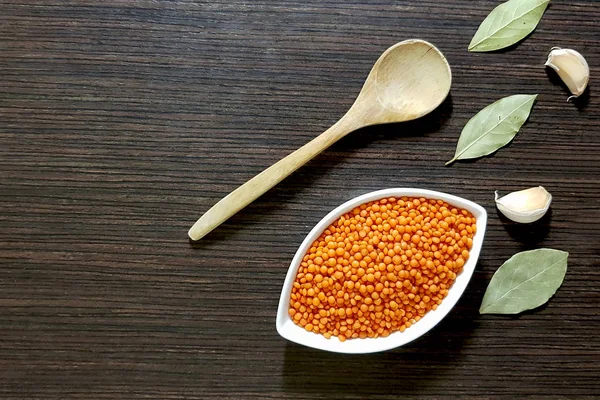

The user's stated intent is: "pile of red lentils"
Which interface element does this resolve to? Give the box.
[288,196,476,341]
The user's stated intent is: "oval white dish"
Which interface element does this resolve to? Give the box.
[276,188,487,354]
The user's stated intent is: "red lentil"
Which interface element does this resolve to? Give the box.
[289,196,476,340]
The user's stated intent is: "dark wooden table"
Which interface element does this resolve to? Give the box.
[1,1,599,399]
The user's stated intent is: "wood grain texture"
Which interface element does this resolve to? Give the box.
[0,0,598,399]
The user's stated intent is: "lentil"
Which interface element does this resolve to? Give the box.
[289,196,476,340]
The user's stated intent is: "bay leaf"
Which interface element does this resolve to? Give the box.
[446,94,536,165]
[480,248,568,314]
[469,0,550,52]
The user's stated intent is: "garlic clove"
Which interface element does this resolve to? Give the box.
[545,48,590,99]
[495,186,552,224]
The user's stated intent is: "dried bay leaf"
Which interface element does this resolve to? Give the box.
[480,249,568,314]
[469,0,550,52]
[446,94,536,165]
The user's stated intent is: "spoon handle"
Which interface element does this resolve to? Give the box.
[188,114,359,241]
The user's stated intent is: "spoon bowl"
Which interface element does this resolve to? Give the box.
[354,39,452,124]
[189,40,452,241]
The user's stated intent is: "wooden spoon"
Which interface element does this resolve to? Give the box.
[189,39,452,241]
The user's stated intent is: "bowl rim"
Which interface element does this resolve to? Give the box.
[276,188,487,354]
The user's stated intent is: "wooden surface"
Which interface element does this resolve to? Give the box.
[0,1,598,399]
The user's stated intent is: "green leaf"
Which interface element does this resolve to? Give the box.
[480,249,568,314]
[446,94,536,165]
[469,0,550,52]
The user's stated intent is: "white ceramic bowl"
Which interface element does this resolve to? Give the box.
[276,188,487,354]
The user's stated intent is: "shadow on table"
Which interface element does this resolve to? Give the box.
[281,273,482,398]
[189,95,453,247]
[331,93,453,155]
[498,208,552,248]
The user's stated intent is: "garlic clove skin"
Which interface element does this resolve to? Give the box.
[495,186,552,224]
[545,48,590,99]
